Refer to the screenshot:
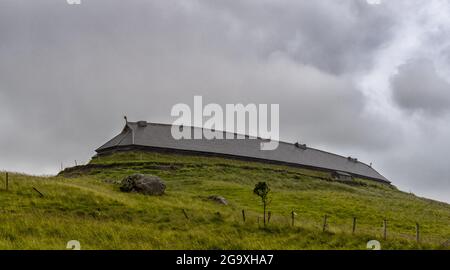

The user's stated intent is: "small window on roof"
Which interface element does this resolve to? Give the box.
[295,142,307,150]
[137,121,147,127]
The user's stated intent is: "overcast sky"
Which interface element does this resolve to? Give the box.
[1,0,450,203]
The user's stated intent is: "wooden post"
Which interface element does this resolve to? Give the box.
[5,172,9,191]
[416,223,420,243]
[383,219,387,240]
[263,203,266,227]
[267,211,271,224]
[242,209,246,223]
[32,187,44,197]
[291,211,295,227]
[323,215,328,232]
[352,217,357,234]
[182,209,189,220]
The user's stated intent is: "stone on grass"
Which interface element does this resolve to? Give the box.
[120,174,166,196]
[208,195,228,205]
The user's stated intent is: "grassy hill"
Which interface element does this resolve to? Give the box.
[0,151,449,250]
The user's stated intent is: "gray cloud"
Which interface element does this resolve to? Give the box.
[0,0,449,203]
[202,0,396,74]
[391,59,450,115]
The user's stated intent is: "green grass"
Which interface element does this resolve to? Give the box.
[0,151,449,250]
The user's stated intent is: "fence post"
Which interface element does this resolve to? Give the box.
[291,211,295,227]
[242,209,246,223]
[182,209,189,220]
[32,187,44,198]
[323,215,328,232]
[5,172,9,191]
[352,217,357,234]
[416,223,420,243]
[383,219,387,240]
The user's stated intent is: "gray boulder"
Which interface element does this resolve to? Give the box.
[208,195,228,205]
[120,174,166,195]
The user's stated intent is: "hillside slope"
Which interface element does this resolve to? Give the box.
[0,151,449,250]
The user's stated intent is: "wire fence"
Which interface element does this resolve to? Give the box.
[1,172,449,248]
[233,209,450,247]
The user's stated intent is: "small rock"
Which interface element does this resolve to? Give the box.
[120,174,166,195]
[208,195,228,205]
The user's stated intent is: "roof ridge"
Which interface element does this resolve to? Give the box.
[97,120,389,183]
[126,121,376,169]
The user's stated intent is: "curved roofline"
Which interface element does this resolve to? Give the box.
[96,120,390,184]
[126,121,377,170]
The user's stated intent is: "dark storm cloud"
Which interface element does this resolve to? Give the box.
[202,0,396,74]
[391,59,450,115]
